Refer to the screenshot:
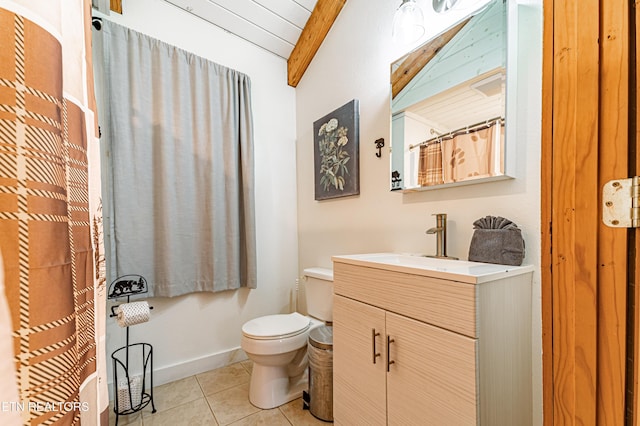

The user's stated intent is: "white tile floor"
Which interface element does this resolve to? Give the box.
[109,361,328,426]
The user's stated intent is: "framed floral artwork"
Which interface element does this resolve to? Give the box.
[313,99,360,201]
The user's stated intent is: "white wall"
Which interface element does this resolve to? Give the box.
[294,0,543,424]
[98,0,544,420]
[99,0,299,388]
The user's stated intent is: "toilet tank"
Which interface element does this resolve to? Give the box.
[303,267,334,322]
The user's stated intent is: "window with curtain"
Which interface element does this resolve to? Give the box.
[93,20,257,297]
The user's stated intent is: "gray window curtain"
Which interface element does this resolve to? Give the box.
[94,20,256,297]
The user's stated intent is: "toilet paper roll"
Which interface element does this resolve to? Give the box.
[116,301,150,327]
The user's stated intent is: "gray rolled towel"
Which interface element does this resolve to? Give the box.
[468,216,525,266]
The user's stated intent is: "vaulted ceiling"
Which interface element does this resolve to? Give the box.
[107,0,346,87]
[164,0,319,59]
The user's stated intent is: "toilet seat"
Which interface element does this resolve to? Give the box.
[242,312,310,340]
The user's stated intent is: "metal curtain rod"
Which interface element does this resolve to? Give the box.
[409,116,505,150]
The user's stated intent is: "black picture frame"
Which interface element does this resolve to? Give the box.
[313,99,360,201]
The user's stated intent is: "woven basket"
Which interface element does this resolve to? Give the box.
[117,375,142,410]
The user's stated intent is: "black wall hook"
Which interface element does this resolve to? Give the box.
[92,17,102,31]
[375,138,385,158]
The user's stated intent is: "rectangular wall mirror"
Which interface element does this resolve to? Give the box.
[390,0,517,192]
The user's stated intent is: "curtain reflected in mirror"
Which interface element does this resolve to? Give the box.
[390,0,509,192]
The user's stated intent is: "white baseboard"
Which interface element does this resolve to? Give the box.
[153,347,248,386]
[107,347,248,401]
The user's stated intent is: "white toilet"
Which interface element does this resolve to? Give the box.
[241,267,333,409]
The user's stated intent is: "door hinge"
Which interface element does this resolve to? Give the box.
[603,176,640,228]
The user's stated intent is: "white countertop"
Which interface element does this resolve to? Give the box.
[331,252,534,284]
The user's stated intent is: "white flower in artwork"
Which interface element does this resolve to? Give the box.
[325,118,338,132]
[318,118,351,192]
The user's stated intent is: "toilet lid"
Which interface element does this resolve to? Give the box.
[242,312,311,340]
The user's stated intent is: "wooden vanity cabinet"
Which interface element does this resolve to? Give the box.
[332,259,533,426]
[333,296,387,425]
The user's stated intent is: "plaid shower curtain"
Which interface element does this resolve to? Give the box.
[0,1,106,424]
[417,142,444,186]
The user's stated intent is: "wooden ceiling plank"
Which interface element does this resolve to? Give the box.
[165,0,295,58]
[287,0,346,87]
[295,0,318,12]
[208,0,303,44]
[252,0,313,29]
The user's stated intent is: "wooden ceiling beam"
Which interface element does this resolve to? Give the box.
[391,19,468,99]
[110,0,122,14]
[287,0,347,87]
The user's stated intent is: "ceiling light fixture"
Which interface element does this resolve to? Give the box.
[436,0,492,14]
[470,72,505,97]
[432,0,460,13]
[392,0,426,44]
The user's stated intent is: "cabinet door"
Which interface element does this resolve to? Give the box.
[386,312,478,426]
[333,295,387,425]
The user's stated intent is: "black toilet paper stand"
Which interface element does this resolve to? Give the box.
[107,275,156,425]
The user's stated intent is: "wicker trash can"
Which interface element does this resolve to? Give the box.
[307,325,333,422]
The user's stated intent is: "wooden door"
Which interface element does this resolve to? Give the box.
[332,295,387,425]
[385,312,477,426]
[542,0,637,423]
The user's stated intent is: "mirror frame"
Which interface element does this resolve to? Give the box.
[389,0,519,192]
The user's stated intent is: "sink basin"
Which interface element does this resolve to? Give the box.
[331,252,533,284]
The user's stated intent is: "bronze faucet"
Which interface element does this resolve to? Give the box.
[426,213,457,259]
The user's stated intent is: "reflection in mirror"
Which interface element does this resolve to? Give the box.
[390,0,509,191]
[432,0,460,13]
